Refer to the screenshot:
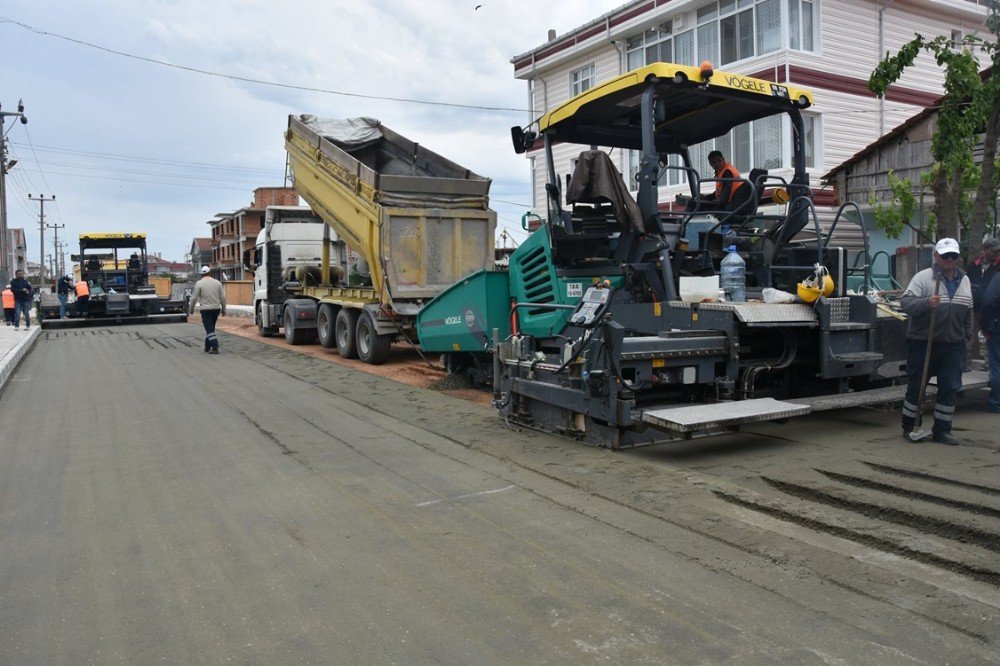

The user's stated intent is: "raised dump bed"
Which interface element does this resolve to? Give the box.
[257,116,497,364]
[284,115,496,312]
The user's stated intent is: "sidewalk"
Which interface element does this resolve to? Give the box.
[0,322,42,395]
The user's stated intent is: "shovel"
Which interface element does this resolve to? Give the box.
[908,273,942,442]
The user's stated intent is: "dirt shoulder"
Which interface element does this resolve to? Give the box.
[208,313,491,406]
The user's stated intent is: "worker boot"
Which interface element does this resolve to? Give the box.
[932,431,960,446]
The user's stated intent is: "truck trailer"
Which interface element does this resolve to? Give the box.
[255,116,496,364]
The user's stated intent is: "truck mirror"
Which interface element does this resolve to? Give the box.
[511,126,526,154]
[510,127,536,154]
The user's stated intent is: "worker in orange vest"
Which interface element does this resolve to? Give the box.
[706,150,745,211]
[74,278,91,318]
[2,283,14,326]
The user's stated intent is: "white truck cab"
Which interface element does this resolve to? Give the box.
[249,206,347,339]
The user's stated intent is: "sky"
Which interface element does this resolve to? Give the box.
[1,0,623,270]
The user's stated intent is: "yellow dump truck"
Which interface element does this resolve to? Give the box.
[252,116,496,364]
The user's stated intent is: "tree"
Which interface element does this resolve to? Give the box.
[869,170,927,240]
[868,0,1000,260]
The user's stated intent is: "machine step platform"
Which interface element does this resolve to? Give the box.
[641,398,810,433]
[640,370,990,433]
[787,370,989,411]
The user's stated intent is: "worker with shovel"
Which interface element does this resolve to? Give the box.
[900,238,974,445]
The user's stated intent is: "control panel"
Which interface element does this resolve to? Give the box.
[570,286,611,326]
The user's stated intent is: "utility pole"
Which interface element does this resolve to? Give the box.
[28,193,54,285]
[55,240,68,277]
[47,222,65,278]
[0,99,28,285]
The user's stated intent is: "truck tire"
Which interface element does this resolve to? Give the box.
[316,303,337,349]
[335,308,359,359]
[356,310,392,365]
[284,308,314,345]
[257,303,277,337]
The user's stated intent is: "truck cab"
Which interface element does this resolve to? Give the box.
[248,206,347,342]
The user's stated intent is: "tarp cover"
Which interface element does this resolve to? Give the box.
[298,115,382,149]
[566,150,643,232]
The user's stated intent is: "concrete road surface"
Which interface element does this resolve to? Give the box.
[0,323,997,664]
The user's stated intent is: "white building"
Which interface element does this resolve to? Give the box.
[511,0,990,229]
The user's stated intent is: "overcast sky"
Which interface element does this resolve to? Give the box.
[2,0,622,269]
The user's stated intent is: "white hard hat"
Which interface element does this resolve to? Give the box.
[934,238,960,255]
[201,266,211,274]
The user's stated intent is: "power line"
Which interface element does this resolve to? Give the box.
[1,16,528,113]
[491,197,532,208]
[22,126,64,226]
[10,141,281,174]
[4,173,42,219]
[19,159,279,184]
[11,168,253,191]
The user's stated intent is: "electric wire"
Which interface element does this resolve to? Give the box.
[9,141,280,174]
[0,16,529,113]
[12,168,252,191]
[22,126,64,226]
[20,159,278,184]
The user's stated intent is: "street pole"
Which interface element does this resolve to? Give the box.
[47,222,65,278]
[0,100,27,286]
[28,193,54,285]
[55,240,68,277]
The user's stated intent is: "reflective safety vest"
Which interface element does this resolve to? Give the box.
[74,281,90,297]
[1,288,13,309]
[715,162,745,203]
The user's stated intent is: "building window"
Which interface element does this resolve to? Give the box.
[697,5,720,64]
[720,0,755,65]
[755,0,782,55]
[788,0,814,51]
[626,0,816,69]
[627,21,696,70]
[570,64,596,97]
[801,114,818,169]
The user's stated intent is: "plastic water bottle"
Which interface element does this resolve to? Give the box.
[720,224,736,246]
[720,245,746,302]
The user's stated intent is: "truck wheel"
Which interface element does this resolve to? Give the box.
[316,304,337,349]
[284,308,312,345]
[257,303,276,337]
[356,310,392,365]
[335,308,359,359]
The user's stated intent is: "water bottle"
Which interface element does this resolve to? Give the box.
[720,245,746,302]
[720,224,736,246]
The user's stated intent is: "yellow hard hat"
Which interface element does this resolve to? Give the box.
[797,268,835,303]
[819,273,835,296]
[772,187,790,204]
[797,281,822,303]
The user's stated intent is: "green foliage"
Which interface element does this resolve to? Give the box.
[869,171,930,239]
[868,3,1000,247]
[872,35,984,173]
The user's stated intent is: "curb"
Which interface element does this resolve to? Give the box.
[0,327,42,395]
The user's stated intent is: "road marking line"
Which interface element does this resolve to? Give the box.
[415,484,516,507]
